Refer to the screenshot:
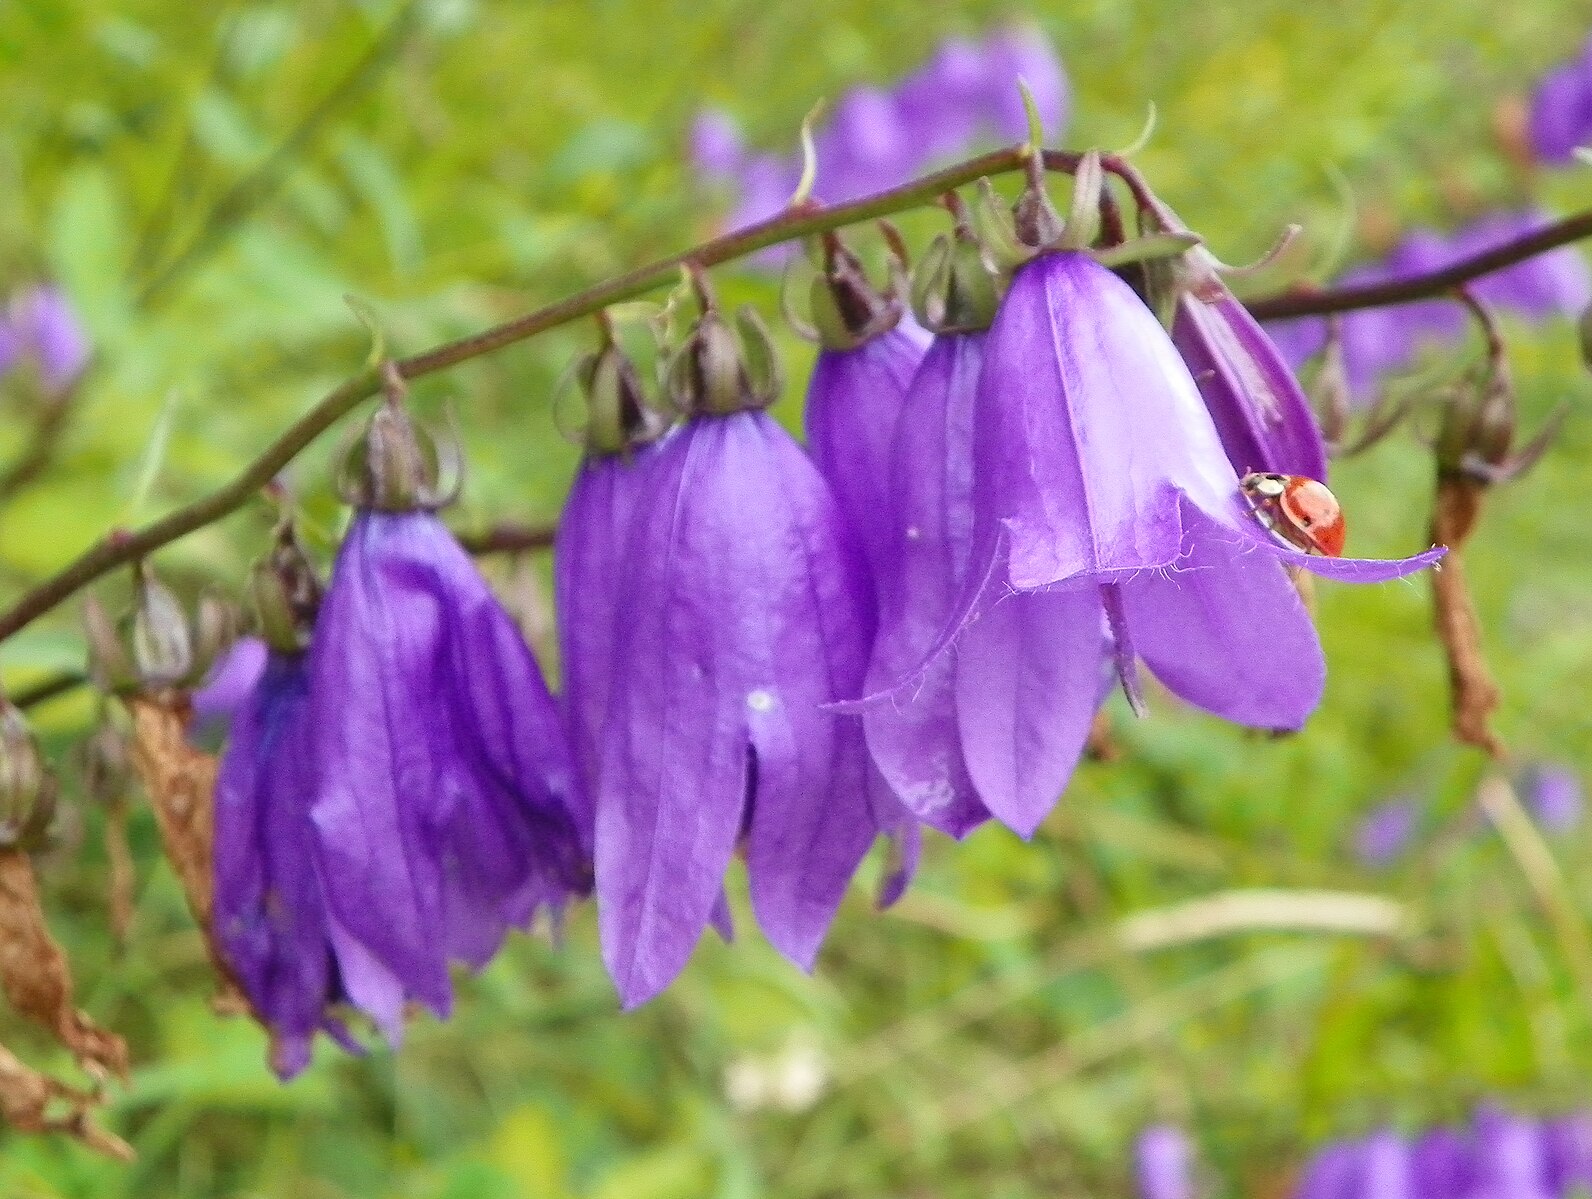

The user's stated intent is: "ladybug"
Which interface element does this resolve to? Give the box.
[1239,472,1346,557]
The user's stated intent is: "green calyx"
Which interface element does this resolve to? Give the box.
[664,293,783,417]
[338,367,463,513]
[250,521,323,655]
[912,227,1003,334]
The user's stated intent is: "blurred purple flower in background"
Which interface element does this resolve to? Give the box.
[1286,1105,1592,1198]
[1529,35,1592,164]
[1135,1124,1194,1199]
[1353,796,1421,866]
[2,285,91,392]
[692,25,1068,232]
[1265,215,1591,404]
[1521,762,1584,834]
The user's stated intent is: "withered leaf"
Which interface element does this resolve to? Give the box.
[0,850,127,1081]
[0,1040,132,1161]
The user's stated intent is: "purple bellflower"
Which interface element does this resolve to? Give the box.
[1294,1142,1358,1199]
[1544,1111,1592,1194]
[890,249,1441,837]
[213,532,358,1078]
[1358,1130,1415,1199]
[1530,36,1592,165]
[859,225,1001,837]
[798,244,931,890]
[215,646,361,1078]
[306,396,587,1042]
[1148,200,1329,479]
[1135,1124,1194,1199]
[592,296,886,1007]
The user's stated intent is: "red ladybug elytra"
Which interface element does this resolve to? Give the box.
[1239,472,1346,557]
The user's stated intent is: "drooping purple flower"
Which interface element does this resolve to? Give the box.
[1472,1106,1553,1199]
[1171,266,1329,479]
[1353,796,1420,867]
[814,86,913,205]
[1529,37,1592,165]
[10,285,90,392]
[594,410,882,1007]
[214,648,360,1079]
[804,319,931,577]
[555,448,658,846]
[309,508,586,1040]
[188,635,268,749]
[1522,762,1583,833]
[893,251,1441,836]
[1135,1124,1194,1199]
[863,332,992,837]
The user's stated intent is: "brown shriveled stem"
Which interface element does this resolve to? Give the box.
[0,146,1589,645]
[1429,475,1505,757]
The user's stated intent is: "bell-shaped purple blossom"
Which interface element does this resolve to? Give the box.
[1170,263,1329,479]
[1529,36,1592,165]
[1295,1142,1357,1199]
[893,37,992,162]
[1135,1124,1194,1199]
[690,109,745,179]
[888,251,1441,836]
[863,332,992,837]
[309,508,586,1039]
[594,410,882,1007]
[1457,211,1592,318]
[214,648,360,1079]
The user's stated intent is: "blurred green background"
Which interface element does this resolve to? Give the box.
[1,0,1591,1195]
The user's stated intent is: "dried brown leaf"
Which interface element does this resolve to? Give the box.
[1431,476,1505,758]
[124,696,244,1007]
[0,851,127,1081]
[0,1040,132,1161]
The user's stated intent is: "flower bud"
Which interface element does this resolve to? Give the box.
[0,703,57,850]
[911,229,1002,334]
[86,565,233,695]
[249,522,323,654]
[131,565,195,688]
[76,722,134,806]
[665,303,783,417]
[338,367,463,512]
[807,233,903,351]
[1436,362,1517,480]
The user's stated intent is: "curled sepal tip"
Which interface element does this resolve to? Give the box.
[337,366,463,512]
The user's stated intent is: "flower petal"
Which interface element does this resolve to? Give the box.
[805,324,930,578]
[954,586,1106,837]
[864,334,989,835]
[976,252,1237,590]
[1124,504,1325,729]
